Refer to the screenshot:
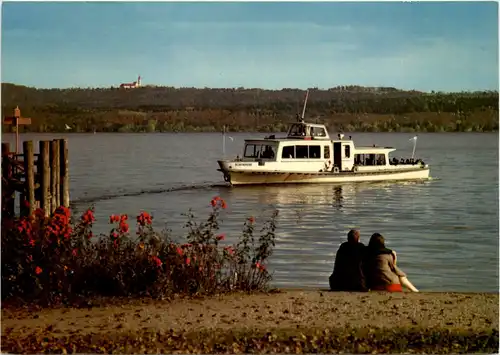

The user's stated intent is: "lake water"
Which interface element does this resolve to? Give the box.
[2,131,499,292]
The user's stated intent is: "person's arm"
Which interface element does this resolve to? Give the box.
[392,250,397,264]
[400,276,419,292]
[389,255,419,292]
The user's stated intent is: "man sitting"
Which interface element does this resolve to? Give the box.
[329,229,367,292]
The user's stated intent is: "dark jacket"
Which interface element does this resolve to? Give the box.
[329,241,367,292]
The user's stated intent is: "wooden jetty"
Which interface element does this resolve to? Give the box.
[1,139,69,218]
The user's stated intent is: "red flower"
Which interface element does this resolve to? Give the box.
[120,214,128,222]
[111,231,118,239]
[72,249,78,256]
[224,246,234,255]
[54,206,71,220]
[151,256,162,267]
[210,196,227,209]
[109,215,120,223]
[18,219,32,235]
[28,238,36,247]
[35,266,42,275]
[81,209,95,225]
[186,257,191,266]
[255,262,266,272]
[216,234,225,241]
[248,216,255,224]
[119,221,129,234]
[34,208,45,219]
[137,211,152,226]
[176,247,183,256]
[23,200,30,208]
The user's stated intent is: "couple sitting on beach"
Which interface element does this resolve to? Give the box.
[329,230,419,292]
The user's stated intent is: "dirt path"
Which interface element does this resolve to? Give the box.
[2,290,498,353]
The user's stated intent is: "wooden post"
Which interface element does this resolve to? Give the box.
[23,141,35,216]
[2,142,15,217]
[3,106,32,154]
[39,141,51,216]
[59,139,70,207]
[53,140,61,208]
[50,140,58,213]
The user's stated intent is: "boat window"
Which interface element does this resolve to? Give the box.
[296,145,308,159]
[288,124,306,137]
[244,144,257,158]
[376,154,386,165]
[354,153,386,166]
[282,145,295,159]
[261,145,276,159]
[344,145,351,158]
[324,146,331,159]
[311,127,327,137]
[309,145,321,159]
[244,144,276,159]
[244,144,261,158]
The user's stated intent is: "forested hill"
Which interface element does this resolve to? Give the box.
[1,83,498,133]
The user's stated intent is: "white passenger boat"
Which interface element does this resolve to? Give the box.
[217,92,430,186]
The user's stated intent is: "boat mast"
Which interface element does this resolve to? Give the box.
[222,125,226,158]
[301,89,310,121]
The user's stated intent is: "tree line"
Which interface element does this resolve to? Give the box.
[1,83,498,133]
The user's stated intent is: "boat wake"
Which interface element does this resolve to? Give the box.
[70,182,229,207]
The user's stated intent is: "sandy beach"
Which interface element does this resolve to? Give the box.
[2,290,498,353]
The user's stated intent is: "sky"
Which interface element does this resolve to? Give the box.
[1,1,499,92]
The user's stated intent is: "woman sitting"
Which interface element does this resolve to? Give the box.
[363,233,419,292]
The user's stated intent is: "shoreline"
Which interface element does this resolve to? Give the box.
[2,290,498,353]
[3,129,499,134]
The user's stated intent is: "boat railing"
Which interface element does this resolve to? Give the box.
[389,157,426,166]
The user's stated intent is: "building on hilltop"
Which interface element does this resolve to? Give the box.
[120,75,141,89]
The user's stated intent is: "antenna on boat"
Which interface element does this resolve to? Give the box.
[300,89,310,122]
[222,125,226,158]
[409,135,418,159]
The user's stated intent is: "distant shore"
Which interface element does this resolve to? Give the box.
[4,127,500,134]
[2,290,498,353]
[2,83,498,134]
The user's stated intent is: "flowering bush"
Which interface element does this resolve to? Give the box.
[1,197,278,305]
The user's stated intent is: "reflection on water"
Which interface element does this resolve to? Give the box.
[2,132,498,292]
[221,181,445,289]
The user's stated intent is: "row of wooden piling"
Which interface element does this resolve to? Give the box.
[1,139,69,218]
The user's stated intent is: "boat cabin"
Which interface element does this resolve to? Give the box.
[286,122,330,140]
[235,121,398,173]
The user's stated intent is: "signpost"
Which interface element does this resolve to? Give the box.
[3,106,31,153]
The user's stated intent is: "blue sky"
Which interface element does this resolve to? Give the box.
[1,1,498,91]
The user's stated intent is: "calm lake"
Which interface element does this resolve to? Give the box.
[3,131,499,292]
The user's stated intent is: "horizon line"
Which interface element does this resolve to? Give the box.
[2,82,498,94]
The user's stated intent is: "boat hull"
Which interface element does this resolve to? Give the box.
[218,167,430,186]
